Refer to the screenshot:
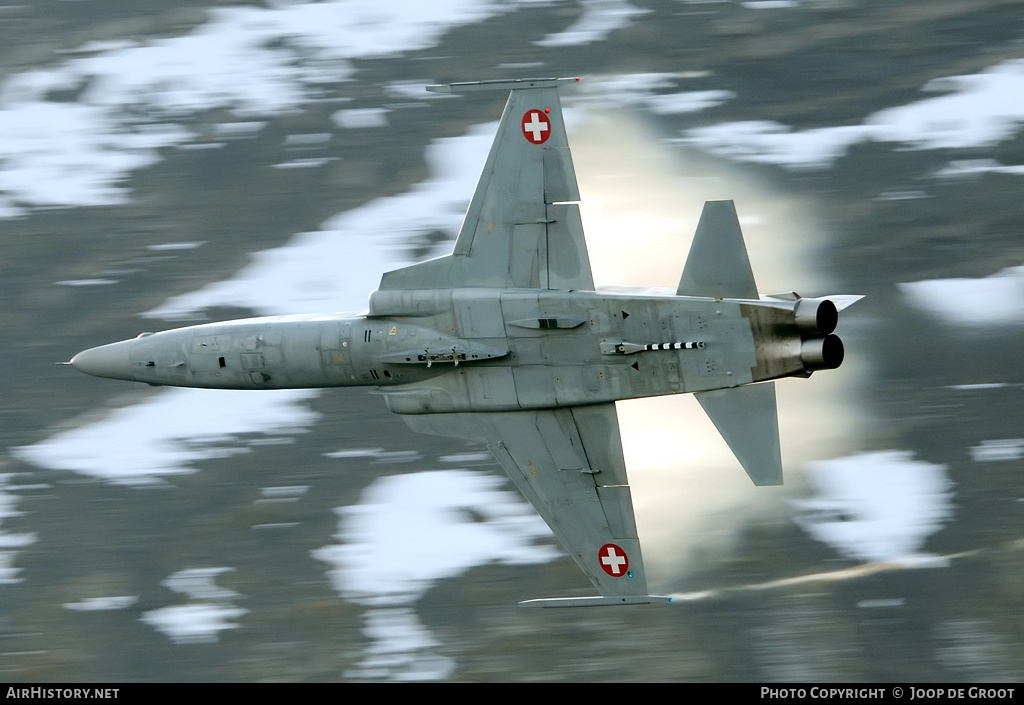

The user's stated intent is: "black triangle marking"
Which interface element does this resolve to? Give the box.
[631,361,639,371]
[621,310,630,319]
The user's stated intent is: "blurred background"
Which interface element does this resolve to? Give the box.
[1,0,1022,681]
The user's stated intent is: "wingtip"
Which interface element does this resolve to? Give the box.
[426,77,581,94]
[519,595,674,608]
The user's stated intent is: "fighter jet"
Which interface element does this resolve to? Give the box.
[70,77,861,607]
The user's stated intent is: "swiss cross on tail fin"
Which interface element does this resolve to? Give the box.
[377,78,592,292]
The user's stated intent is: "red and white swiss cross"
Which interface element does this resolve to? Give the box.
[598,543,629,577]
[521,109,551,144]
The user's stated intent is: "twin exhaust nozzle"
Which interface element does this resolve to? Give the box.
[795,298,844,371]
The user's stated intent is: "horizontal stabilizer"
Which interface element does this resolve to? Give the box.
[519,595,674,608]
[677,200,758,300]
[695,381,783,486]
[827,294,865,311]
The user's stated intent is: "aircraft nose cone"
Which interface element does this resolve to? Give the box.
[70,342,132,380]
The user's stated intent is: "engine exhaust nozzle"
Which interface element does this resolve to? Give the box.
[795,298,838,336]
[800,334,844,371]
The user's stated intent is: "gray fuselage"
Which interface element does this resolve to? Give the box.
[72,286,837,415]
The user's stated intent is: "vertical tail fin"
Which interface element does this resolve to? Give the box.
[677,200,758,300]
[681,201,780,484]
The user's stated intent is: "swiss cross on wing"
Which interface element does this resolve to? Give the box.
[521,109,551,144]
[598,543,629,577]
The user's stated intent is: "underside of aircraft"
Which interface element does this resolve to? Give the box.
[70,77,861,607]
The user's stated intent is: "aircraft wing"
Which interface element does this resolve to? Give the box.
[403,403,670,606]
[379,78,595,292]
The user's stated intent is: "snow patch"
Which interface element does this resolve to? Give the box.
[313,469,556,606]
[64,596,139,611]
[333,108,390,129]
[536,0,649,47]
[0,476,37,584]
[14,389,319,485]
[899,266,1024,327]
[0,0,517,216]
[795,451,953,564]
[145,124,493,319]
[313,468,556,681]
[935,159,1024,178]
[970,440,1024,463]
[142,568,247,645]
[685,60,1024,169]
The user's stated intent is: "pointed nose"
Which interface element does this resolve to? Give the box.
[70,341,132,380]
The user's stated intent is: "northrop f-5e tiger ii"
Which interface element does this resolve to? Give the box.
[70,77,861,607]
